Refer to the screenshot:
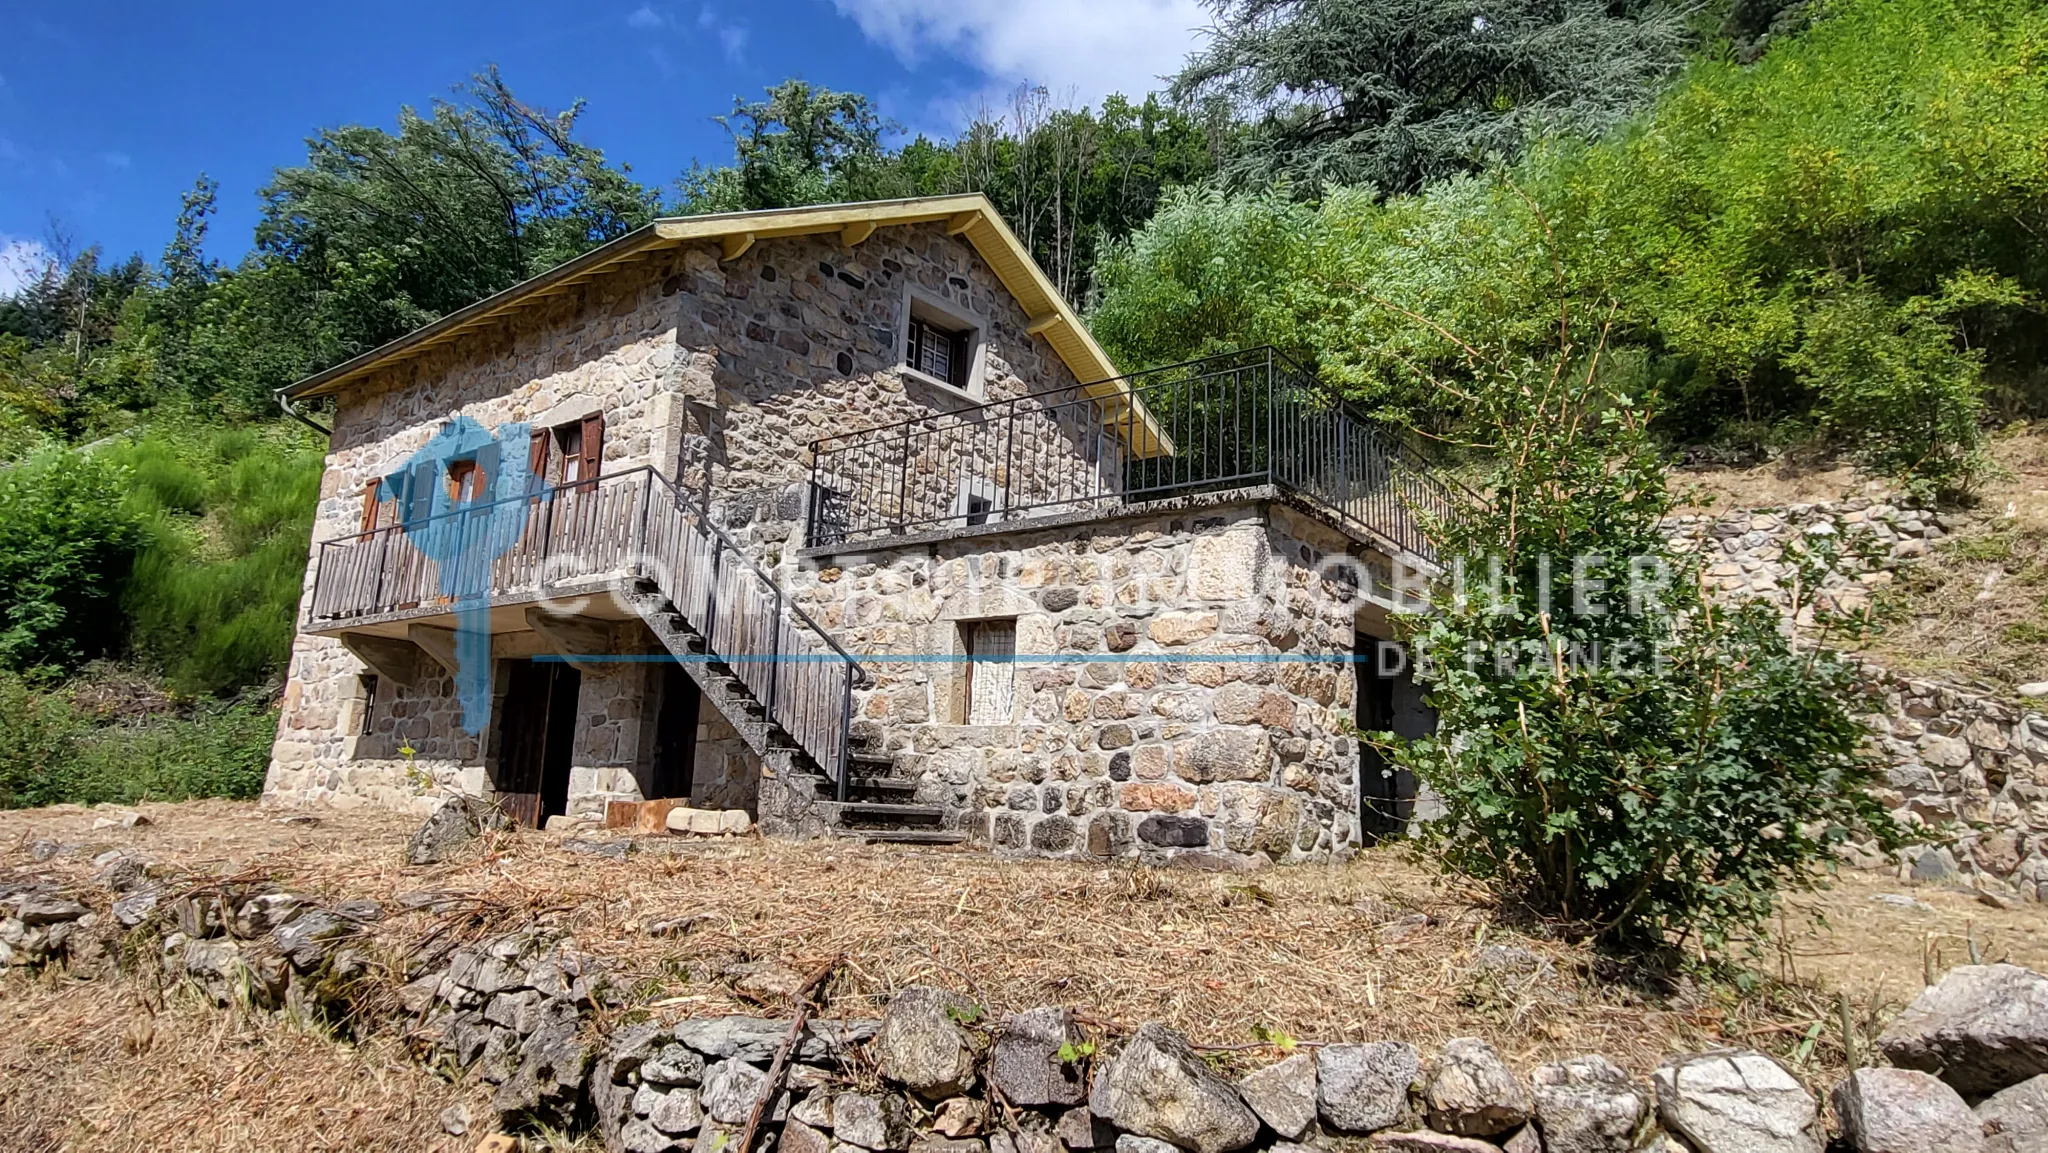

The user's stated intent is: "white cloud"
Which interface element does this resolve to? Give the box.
[0,237,55,299]
[627,4,666,28]
[831,0,1209,109]
[698,6,748,64]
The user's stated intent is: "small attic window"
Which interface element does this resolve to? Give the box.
[899,287,986,400]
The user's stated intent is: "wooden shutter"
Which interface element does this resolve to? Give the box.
[528,427,551,492]
[357,479,381,538]
[579,412,604,485]
[948,329,971,388]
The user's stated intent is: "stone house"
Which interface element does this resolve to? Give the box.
[265,195,1459,866]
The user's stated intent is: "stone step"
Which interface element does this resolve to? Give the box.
[850,828,970,845]
[823,802,946,828]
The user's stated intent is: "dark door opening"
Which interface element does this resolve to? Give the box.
[1356,633,1437,845]
[641,661,699,801]
[493,659,583,828]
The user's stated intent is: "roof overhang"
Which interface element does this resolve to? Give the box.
[278,194,1166,455]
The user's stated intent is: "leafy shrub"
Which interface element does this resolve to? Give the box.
[1388,318,1893,953]
[0,670,275,808]
[1790,280,1987,497]
[0,450,152,677]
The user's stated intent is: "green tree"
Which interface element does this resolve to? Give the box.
[678,80,904,212]
[1175,0,1694,196]
[1387,306,1892,952]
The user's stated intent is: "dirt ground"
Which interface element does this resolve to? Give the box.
[3,801,2043,1151]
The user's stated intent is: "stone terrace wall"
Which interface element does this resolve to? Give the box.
[787,501,1370,865]
[9,860,2046,1153]
[1665,498,2048,898]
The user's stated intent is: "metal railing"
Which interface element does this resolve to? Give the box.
[805,347,1471,560]
[306,466,869,791]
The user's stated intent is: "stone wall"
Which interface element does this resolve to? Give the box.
[789,499,1378,865]
[8,859,2044,1153]
[268,219,1103,813]
[1665,498,2048,897]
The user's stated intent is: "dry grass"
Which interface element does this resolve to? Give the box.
[1674,426,2048,691]
[6,802,2046,1150]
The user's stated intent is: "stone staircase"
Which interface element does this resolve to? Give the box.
[625,581,964,845]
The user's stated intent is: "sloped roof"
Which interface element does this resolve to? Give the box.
[277,194,1162,451]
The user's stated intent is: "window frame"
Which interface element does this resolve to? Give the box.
[897,285,988,402]
[959,618,1019,726]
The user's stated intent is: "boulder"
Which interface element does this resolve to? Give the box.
[834,1092,914,1150]
[645,1043,710,1088]
[1650,1050,1821,1153]
[1089,1021,1261,1153]
[1237,1052,1317,1140]
[1501,1126,1541,1153]
[875,986,979,1099]
[1978,1074,2048,1153]
[15,892,90,926]
[1530,1055,1643,1153]
[700,1058,769,1125]
[1316,1041,1420,1134]
[992,1007,1090,1107]
[406,794,513,865]
[1424,1038,1531,1138]
[272,909,353,972]
[1831,1067,1984,1153]
[1877,964,2048,1096]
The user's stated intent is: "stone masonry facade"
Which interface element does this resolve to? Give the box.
[266,214,1399,862]
[786,499,1388,864]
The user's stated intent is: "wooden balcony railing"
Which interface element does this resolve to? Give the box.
[306,466,868,789]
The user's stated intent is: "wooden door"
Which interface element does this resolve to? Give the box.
[495,660,552,827]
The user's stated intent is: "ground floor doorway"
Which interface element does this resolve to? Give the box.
[638,661,699,802]
[493,659,582,827]
[1355,632,1437,844]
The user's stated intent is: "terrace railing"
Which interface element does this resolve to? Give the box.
[305,466,868,789]
[806,347,1471,561]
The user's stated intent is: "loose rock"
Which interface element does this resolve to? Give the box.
[1316,1041,1419,1134]
[835,1092,914,1150]
[1877,963,2048,1096]
[406,794,512,865]
[1424,1038,1531,1138]
[1090,1021,1261,1153]
[1831,1067,1985,1153]
[701,1059,769,1125]
[1651,1049,1820,1153]
[1365,1133,1502,1152]
[1530,1055,1643,1153]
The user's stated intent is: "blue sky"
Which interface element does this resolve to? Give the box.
[0,0,1208,291]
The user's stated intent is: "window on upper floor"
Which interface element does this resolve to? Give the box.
[899,288,986,400]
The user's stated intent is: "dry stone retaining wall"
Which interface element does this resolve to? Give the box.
[1665,498,2048,896]
[7,853,2048,1153]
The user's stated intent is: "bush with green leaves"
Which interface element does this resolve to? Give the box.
[0,449,152,677]
[1387,317,1893,954]
[0,671,275,809]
